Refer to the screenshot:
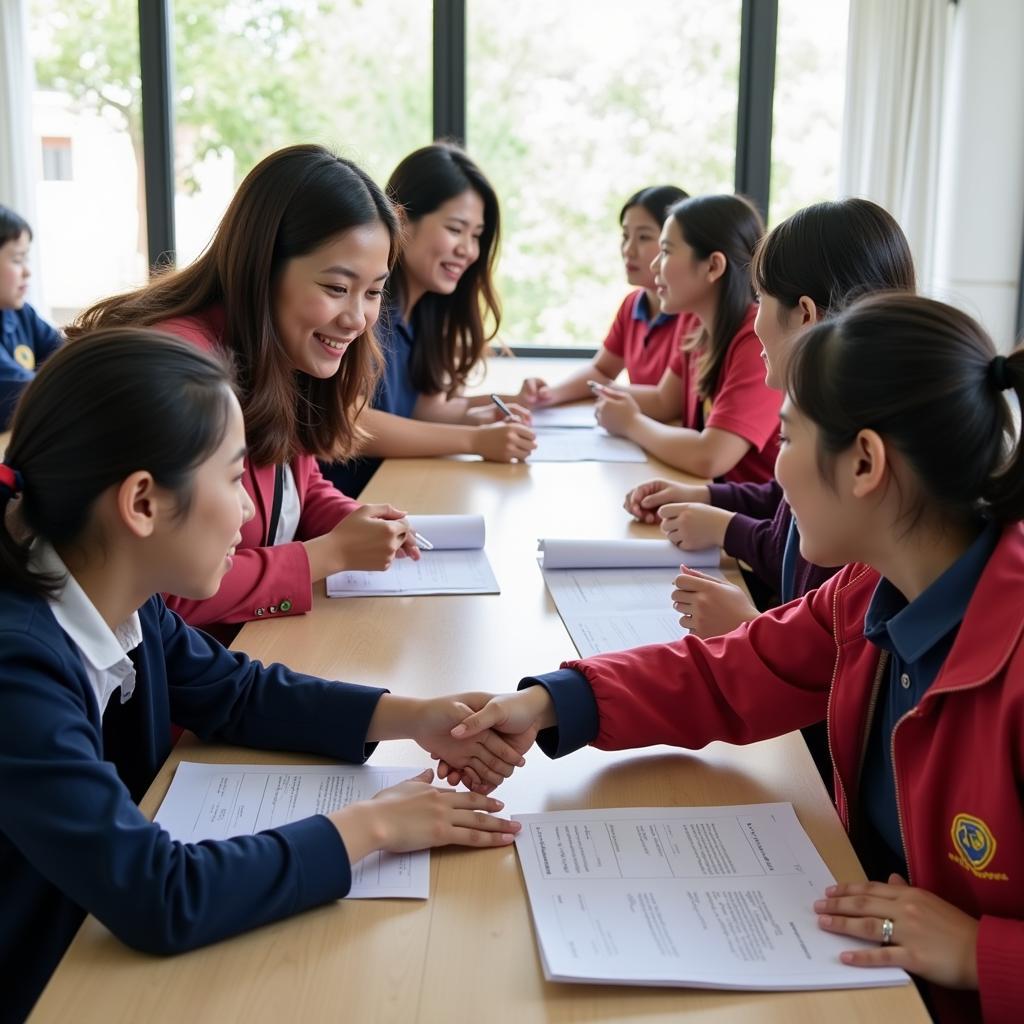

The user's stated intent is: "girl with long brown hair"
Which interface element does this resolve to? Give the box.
[70,144,418,633]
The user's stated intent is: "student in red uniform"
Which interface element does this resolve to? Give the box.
[453,293,1024,1024]
[322,143,536,497]
[0,330,526,1022]
[513,185,690,406]
[69,145,415,635]
[594,194,781,484]
[623,198,917,641]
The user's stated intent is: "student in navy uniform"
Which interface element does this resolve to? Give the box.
[0,329,527,1023]
[322,143,536,497]
[515,185,693,406]
[0,205,61,428]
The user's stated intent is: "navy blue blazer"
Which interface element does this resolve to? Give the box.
[0,589,387,1023]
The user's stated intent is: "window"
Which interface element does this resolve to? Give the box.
[769,0,850,226]
[467,0,742,348]
[172,0,433,265]
[30,0,148,325]
[40,136,72,181]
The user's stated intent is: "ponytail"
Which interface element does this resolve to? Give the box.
[0,329,236,597]
[786,292,1024,527]
[983,349,1024,522]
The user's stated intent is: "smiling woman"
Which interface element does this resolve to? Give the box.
[66,145,419,636]
[321,142,538,497]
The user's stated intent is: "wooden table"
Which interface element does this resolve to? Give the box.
[30,357,929,1023]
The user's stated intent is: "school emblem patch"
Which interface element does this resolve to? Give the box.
[949,813,1006,879]
[13,344,35,370]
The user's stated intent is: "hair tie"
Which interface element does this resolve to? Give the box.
[0,464,23,498]
[989,354,1011,392]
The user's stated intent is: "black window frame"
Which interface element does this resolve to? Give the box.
[137,0,788,356]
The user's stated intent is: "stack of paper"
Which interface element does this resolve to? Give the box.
[327,514,499,597]
[538,537,722,656]
[513,803,908,991]
[155,762,430,899]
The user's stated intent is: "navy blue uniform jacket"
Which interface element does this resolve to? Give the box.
[0,590,387,1023]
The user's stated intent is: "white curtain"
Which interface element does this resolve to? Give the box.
[840,0,952,290]
[0,0,43,308]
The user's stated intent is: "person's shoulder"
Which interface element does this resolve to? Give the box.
[0,586,68,656]
[155,306,225,352]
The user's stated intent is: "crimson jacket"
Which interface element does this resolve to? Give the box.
[557,524,1024,1024]
[155,308,361,627]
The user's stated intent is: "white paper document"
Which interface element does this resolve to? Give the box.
[326,514,499,596]
[529,427,647,463]
[539,537,720,571]
[530,404,599,429]
[538,538,722,656]
[155,762,429,899]
[513,803,908,991]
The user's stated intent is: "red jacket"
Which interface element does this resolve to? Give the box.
[156,308,360,627]
[565,524,1024,1024]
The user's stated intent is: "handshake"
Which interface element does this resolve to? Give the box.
[411,687,557,794]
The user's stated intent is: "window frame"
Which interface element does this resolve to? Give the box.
[136,0,780,354]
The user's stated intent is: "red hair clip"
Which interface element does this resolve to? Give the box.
[0,464,23,496]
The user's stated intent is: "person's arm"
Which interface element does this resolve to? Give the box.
[977,916,1024,1023]
[453,567,851,757]
[357,406,536,462]
[600,394,753,477]
[161,602,527,792]
[719,500,792,589]
[616,366,683,421]
[164,537,318,625]
[0,348,33,429]
[0,626,355,957]
[520,348,625,408]
[707,479,784,519]
[27,305,63,364]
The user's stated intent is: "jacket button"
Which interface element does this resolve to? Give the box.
[900,672,911,689]
[269,605,278,614]
[280,599,292,612]
[255,607,266,616]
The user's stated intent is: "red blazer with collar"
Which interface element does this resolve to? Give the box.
[562,524,1024,1024]
[155,308,361,627]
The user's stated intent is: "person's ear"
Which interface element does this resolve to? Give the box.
[707,251,727,284]
[848,429,888,500]
[115,471,163,539]
[796,295,820,327]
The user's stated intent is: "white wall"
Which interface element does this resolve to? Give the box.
[933,0,1024,350]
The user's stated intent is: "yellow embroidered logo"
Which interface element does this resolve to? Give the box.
[13,344,35,371]
[949,813,1007,880]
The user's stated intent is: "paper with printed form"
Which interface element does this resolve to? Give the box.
[326,514,499,596]
[513,803,908,990]
[529,427,647,463]
[155,762,429,899]
[538,538,723,657]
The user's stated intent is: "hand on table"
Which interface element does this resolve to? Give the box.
[814,874,980,990]
[623,478,710,524]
